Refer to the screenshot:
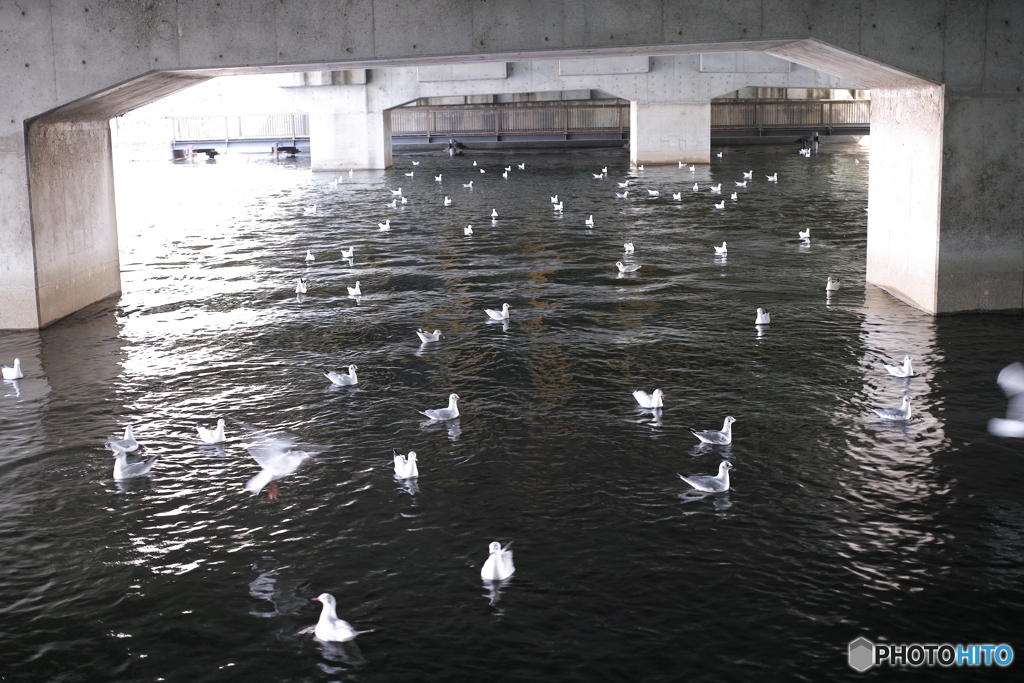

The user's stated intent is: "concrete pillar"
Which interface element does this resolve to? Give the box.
[0,131,38,329]
[308,88,392,171]
[629,101,710,166]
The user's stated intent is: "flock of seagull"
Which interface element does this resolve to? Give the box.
[5,148,1024,645]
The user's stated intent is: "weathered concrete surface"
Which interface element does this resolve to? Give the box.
[630,102,711,165]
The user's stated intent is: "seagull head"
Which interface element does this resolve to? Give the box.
[348,364,359,373]
[724,416,736,425]
[450,393,461,402]
[407,451,417,461]
[314,593,336,607]
[488,541,502,554]
[720,461,734,472]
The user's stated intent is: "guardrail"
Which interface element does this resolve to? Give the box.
[711,100,870,130]
[170,114,310,142]
[390,102,629,138]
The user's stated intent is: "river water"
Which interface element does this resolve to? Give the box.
[1,145,1022,682]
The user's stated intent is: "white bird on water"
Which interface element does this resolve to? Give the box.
[638,165,644,171]
[693,183,699,191]
[196,419,227,445]
[463,181,474,189]
[672,192,682,200]
[602,167,608,173]
[743,170,753,179]
[480,541,515,581]
[616,261,640,273]
[391,188,402,196]
[411,161,420,166]
[309,593,369,642]
[989,362,1024,438]
[416,329,443,343]
[485,303,511,320]
[687,416,736,445]
[873,396,912,421]
[766,173,778,182]
[349,169,354,176]
[419,393,461,421]
[435,174,442,182]
[710,184,721,193]
[378,219,390,231]
[716,152,723,158]
[401,196,408,204]
[714,242,728,255]
[347,281,362,296]
[387,199,397,208]
[393,449,419,478]
[107,424,139,453]
[553,202,564,212]
[491,209,498,218]
[647,189,660,196]
[504,166,512,172]
[883,355,914,377]
[679,461,733,492]
[798,228,810,239]
[735,181,747,187]
[755,308,771,325]
[633,388,664,408]
[465,225,474,235]
[679,161,686,168]
[551,195,559,203]
[730,192,738,201]
[518,163,525,170]
[618,180,629,188]
[502,170,508,179]
[444,196,452,206]
[473,160,478,166]
[592,173,604,179]
[585,215,595,226]
[623,241,635,253]
[480,168,486,174]
[826,277,841,291]
[303,205,317,216]
[322,365,358,386]
[1,358,23,380]
[295,278,308,294]
[714,200,725,209]
[341,246,354,258]
[405,171,414,177]
[112,449,158,480]
[615,190,629,199]
[305,250,315,262]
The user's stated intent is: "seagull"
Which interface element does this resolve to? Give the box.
[107,424,139,453]
[615,190,629,199]
[518,163,525,170]
[464,225,473,235]
[714,201,725,209]
[305,250,315,262]
[601,167,608,173]
[303,205,317,216]
[989,362,1024,437]
[393,449,419,478]
[647,189,659,196]
[341,246,354,258]
[480,541,515,581]
[618,180,629,188]
[419,393,460,420]
[709,184,721,193]
[444,196,452,206]
[405,171,414,177]
[551,195,558,203]
[735,181,747,187]
[672,192,682,200]
[633,388,664,408]
[693,183,699,191]
[435,174,442,182]
[553,202,563,211]
[387,199,398,209]
[873,396,912,421]
[678,461,733,492]
[391,188,402,196]
[592,173,604,179]
[585,215,595,226]
[1,358,23,380]
[112,449,158,480]
[295,278,308,294]
[755,308,771,325]
[310,593,369,642]
[196,419,227,445]
[679,161,685,168]
[378,219,390,231]
[716,152,723,158]
[485,303,511,320]
[463,181,474,189]
[826,277,840,291]
[411,161,420,166]
[766,173,778,182]
[322,365,358,386]
[623,242,635,253]
[743,170,753,179]
[638,165,644,171]
[502,171,508,179]
[798,228,810,239]
[491,209,498,218]
[730,192,738,201]
[401,197,408,204]
[882,355,914,377]
[473,161,478,166]
[687,416,736,445]
[616,261,641,273]
[714,242,727,255]
[690,165,696,172]
[504,166,511,172]
[480,169,486,174]
[347,281,362,296]
[416,329,444,343]
[349,169,354,176]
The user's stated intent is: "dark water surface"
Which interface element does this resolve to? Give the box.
[2,145,1022,682]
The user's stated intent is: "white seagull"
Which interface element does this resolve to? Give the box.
[387,199,397,208]
[988,362,1024,438]
[601,167,608,173]
[295,278,308,294]
[401,197,408,204]
[435,174,442,182]
[341,246,354,258]
[714,201,725,209]
[419,393,460,421]
[551,195,559,203]
[687,416,736,445]
[485,303,511,320]
[638,165,644,170]
[378,219,390,231]
[735,181,747,187]
[303,205,317,216]
[873,396,912,421]
[504,166,512,172]
[743,170,753,179]
[632,388,664,408]
[616,261,641,273]
[730,192,738,201]
[585,215,595,226]
[766,173,778,182]
[107,424,139,453]
[464,225,474,235]
[405,171,414,177]
[714,242,728,255]
[480,541,515,581]
[618,180,629,188]
[393,449,419,478]
[647,189,660,196]
[196,419,227,445]
[826,277,841,291]
[679,461,733,492]
[623,242,635,253]
[672,192,682,200]
[502,171,508,179]
[473,160,478,166]
[798,228,810,239]
[444,196,452,206]
[463,181,474,189]
[693,183,699,191]
[347,281,362,296]
[305,250,315,262]
[615,190,629,199]
[480,169,486,174]
[755,308,771,325]
[112,449,159,480]
[882,355,914,377]
[1,358,23,380]
[710,184,721,193]
[553,202,564,211]
[592,173,604,179]
[322,365,358,386]
[391,188,402,196]
[716,152,723,158]
[411,161,420,166]
[491,209,498,218]
[518,163,525,170]
[310,593,369,642]
[416,329,444,343]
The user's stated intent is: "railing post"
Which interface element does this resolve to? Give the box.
[426,106,432,141]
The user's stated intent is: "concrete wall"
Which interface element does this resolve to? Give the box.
[630,102,711,165]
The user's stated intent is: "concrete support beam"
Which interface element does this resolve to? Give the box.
[630,101,710,166]
[309,105,391,171]
[0,132,37,329]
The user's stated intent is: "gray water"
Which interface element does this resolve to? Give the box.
[1,145,1022,682]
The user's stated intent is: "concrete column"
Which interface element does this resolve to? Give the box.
[26,120,121,327]
[0,131,38,329]
[308,88,392,171]
[865,85,944,314]
[629,101,710,166]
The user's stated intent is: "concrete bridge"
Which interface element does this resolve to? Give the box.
[1,1,1022,329]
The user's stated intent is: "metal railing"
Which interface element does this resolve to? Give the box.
[710,100,870,130]
[170,114,310,142]
[390,102,629,138]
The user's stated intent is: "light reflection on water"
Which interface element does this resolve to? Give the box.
[1,146,1023,682]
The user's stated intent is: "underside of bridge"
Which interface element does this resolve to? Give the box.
[2,1,1022,328]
